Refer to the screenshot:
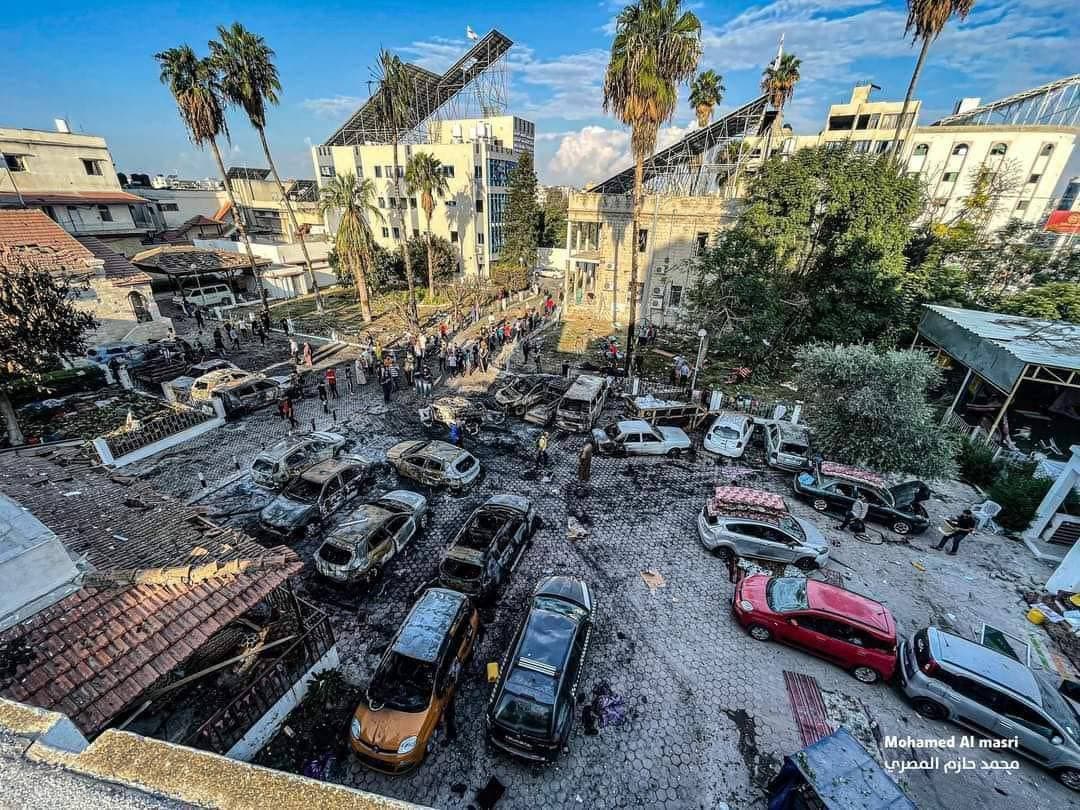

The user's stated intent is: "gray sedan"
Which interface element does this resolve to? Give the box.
[696,507,830,570]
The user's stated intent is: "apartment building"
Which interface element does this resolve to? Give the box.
[312,115,535,278]
[0,122,156,256]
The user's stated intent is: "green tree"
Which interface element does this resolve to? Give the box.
[155,45,265,306]
[405,151,450,299]
[604,0,702,373]
[0,262,96,444]
[891,0,976,153]
[318,172,382,321]
[540,187,568,247]
[405,235,457,287]
[689,69,724,127]
[759,53,801,110]
[210,22,322,313]
[503,151,540,270]
[795,344,958,478]
[689,145,923,364]
[374,50,419,330]
[1000,282,1080,322]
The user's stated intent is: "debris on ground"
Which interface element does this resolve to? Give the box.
[640,570,666,591]
[476,776,506,809]
[591,681,627,728]
[568,515,590,540]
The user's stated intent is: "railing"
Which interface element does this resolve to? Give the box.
[185,597,335,755]
[104,404,216,458]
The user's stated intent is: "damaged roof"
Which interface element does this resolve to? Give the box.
[0,209,99,274]
[392,589,466,664]
[74,236,151,287]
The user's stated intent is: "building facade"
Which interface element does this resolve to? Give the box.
[0,123,156,256]
[312,115,535,278]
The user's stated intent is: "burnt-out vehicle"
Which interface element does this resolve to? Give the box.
[439,495,539,599]
[494,374,570,416]
[522,382,571,426]
[250,431,353,488]
[387,440,482,490]
[792,461,931,535]
[258,458,376,538]
[487,575,594,762]
[419,396,505,435]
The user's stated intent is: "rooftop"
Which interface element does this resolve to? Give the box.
[0,191,148,207]
[0,209,99,273]
[131,244,271,274]
[75,236,151,287]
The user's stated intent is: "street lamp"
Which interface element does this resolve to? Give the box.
[690,327,708,394]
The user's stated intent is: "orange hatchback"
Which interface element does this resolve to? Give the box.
[350,588,479,773]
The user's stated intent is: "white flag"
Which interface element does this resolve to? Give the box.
[466,26,479,41]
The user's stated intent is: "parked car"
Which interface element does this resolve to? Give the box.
[250,431,353,488]
[350,588,480,773]
[258,458,375,538]
[494,374,570,416]
[190,369,258,403]
[899,626,1080,790]
[591,419,691,457]
[763,420,812,471]
[522,383,569,426]
[439,495,539,599]
[734,575,897,683]
[215,376,283,416]
[555,374,610,432]
[315,490,429,585]
[698,486,829,570]
[487,575,594,762]
[792,461,931,535]
[703,412,755,457]
[188,358,240,377]
[85,342,143,366]
[172,283,235,308]
[387,440,481,490]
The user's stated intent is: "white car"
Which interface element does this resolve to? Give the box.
[703,412,755,458]
[592,419,691,457]
[172,283,236,308]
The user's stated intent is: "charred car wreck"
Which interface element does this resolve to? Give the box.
[439,495,539,599]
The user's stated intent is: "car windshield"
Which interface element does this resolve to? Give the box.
[367,653,436,713]
[1035,674,1080,745]
[766,578,809,612]
[317,543,353,566]
[780,441,808,454]
[561,399,587,413]
[778,517,806,541]
[510,378,533,394]
[494,691,553,737]
[712,425,741,439]
[252,458,274,475]
[284,478,323,502]
[604,424,621,438]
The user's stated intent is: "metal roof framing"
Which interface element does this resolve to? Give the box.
[931,74,1080,129]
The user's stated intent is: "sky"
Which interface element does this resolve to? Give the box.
[2,0,1078,190]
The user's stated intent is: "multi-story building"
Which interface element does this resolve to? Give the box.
[222,167,324,243]
[0,122,157,256]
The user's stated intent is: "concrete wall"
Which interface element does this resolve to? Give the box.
[140,188,226,228]
[72,277,169,345]
[0,128,122,193]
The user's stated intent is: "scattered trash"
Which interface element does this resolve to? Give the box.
[301,752,335,780]
[567,515,590,540]
[640,570,666,591]
[476,776,506,809]
[283,725,294,738]
[587,681,627,729]
[911,561,926,572]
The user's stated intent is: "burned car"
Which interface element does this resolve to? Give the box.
[420,396,505,435]
[250,431,353,488]
[522,381,571,426]
[439,495,539,599]
[387,439,481,490]
[793,461,930,535]
[314,490,429,585]
[494,374,570,416]
[763,420,812,471]
[592,419,691,457]
[215,375,283,416]
[555,374,610,432]
[623,395,709,429]
[258,458,375,538]
[190,368,255,402]
[350,588,480,773]
[487,575,594,763]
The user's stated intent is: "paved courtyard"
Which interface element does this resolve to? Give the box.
[124,346,1072,809]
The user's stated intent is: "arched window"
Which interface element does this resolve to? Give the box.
[989,143,1008,156]
[952,143,969,156]
[913,143,929,156]
[1041,144,1054,157]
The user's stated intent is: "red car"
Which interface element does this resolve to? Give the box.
[733,575,897,683]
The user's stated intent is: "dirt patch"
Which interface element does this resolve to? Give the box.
[721,708,781,791]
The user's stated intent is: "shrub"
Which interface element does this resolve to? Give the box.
[955,437,1000,488]
[490,262,528,292]
[986,462,1053,532]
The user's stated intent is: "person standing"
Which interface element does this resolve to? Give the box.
[536,431,549,467]
[289,337,299,365]
[283,395,298,430]
[261,310,271,334]
[344,364,354,393]
[389,358,401,391]
[522,339,531,365]
[534,346,543,375]
[840,494,869,532]
[936,509,976,555]
[326,367,338,400]
[317,379,328,407]
[379,361,393,403]
[193,307,205,331]
[578,439,593,485]
[446,346,457,377]
[213,327,225,354]
[303,342,313,369]
[403,352,415,388]
[478,341,489,373]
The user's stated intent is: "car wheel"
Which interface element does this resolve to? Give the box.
[668,448,683,458]
[711,546,734,563]
[851,666,880,684]
[912,698,948,721]
[892,520,911,535]
[795,557,818,572]
[1058,768,1080,791]
[748,624,772,642]
[812,498,829,512]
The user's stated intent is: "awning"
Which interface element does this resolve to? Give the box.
[0,190,150,206]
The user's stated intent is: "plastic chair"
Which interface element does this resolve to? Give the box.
[972,500,1002,532]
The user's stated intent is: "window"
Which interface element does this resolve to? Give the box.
[637,228,648,253]
[392,227,400,239]
[159,202,179,212]
[695,232,708,255]
[477,232,485,245]
[381,227,390,238]
[828,115,855,131]
[853,140,871,154]
[450,230,459,243]
[1041,144,1054,157]
[1029,174,1042,184]
[475,199,483,213]
[1016,200,1030,211]
[989,143,1008,156]
[82,158,103,176]
[873,141,892,155]
[487,159,515,186]
[880,114,899,130]
[951,144,969,157]
[378,197,386,208]
[97,205,113,222]
[374,165,382,178]
[384,165,393,177]
[399,198,408,209]
[913,143,929,157]
[855,113,880,130]
[669,285,683,307]
[996,695,1056,738]
[319,165,335,177]
[445,200,457,207]
[943,172,959,182]
[409,197,417,209]
[442,165,456,178]
[389,197,398,208]
[475,165,482,179]
[396,166,403,178]
[3,154,25,172]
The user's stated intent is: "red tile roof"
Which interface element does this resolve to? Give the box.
[0,190,149,206]
[160,214,226,244]
[75,236,152,287]
[0,209,98,273]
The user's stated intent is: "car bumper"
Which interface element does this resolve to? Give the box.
[696,514,719,550]
[702,438,743,457]
[349,740,422,774]
[768,454,809,471]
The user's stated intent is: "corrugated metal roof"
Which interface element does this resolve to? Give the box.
[925,305,1080,370]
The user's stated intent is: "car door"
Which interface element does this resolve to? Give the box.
[994,694,1059,764]
[858,486,893,523]
[386,513,415,553]
[400,453,425,480]
[368,524,395,567]
[936,672,1005,737]
[781,614,841,662]
[338,466,364,502]
[320,475,345,517]
[638,429,665,455]
[618,430,640,454]
[423,458,446,486]
[728,523,783,561]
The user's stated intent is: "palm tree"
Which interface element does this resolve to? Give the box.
[759,52,801,162]
[603,0,702,373]
[374,50,419,330]
[318,173,382,322]
[891,0,976,156]
[405,152,450,299]
[156,45,265,308]
[689,70,724,128]
[211,22,323,313]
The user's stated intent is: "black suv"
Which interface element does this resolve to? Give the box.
[486,576,594,762]
[792,462,931,535]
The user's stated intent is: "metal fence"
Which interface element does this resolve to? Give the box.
[104,405,217,459]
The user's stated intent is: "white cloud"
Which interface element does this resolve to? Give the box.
[543,121,698,186]
[301,96,363,118]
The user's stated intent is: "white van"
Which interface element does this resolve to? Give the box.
[172,284,235,308]
[555,374,610,432]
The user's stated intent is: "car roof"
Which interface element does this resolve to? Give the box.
[616,419,653,433]
[300,459,355,483]
[420,440,469,461]
[327,505,396,540]
[512,605,578,686]
[484,494,530,512]
[930,628,1041,703]
[806,581,893,634]
[711,411,751,428]
[393,588,467,663]
[535,575,591,611]
[564,374,606,400]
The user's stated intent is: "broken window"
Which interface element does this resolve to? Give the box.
[637,228,648,252]
[368,653,436,711]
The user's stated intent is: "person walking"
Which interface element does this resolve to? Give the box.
[522,339,531,365]
[379,361,393,403]
[840,494,869,532]
[289,338,299,365]
[303,342,313,368]
[478,341,489,373]
[449,422,462,446]
[326,367,338,400]
[229,324,240,351]
[317,379,328,407]
[446,346,457,377]
[533,345,543,375]
[283,395,298,430]
[403,352,415,388]
[936,509,977,555]
[261,310,271,334]
[389,358,401,391]
[536,431,549,467]
[344,364,354,393]
[213,327,225,354]
[578,439,593,485]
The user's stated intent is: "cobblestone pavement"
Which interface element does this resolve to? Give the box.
[124,355,1072,809]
